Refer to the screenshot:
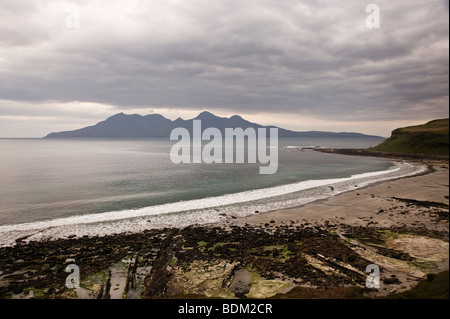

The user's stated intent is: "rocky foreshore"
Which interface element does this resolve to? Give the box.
[0,222,448,299]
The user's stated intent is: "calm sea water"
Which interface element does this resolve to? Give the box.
[0,138,426,246]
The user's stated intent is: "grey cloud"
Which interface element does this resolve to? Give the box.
[0,0,448,127]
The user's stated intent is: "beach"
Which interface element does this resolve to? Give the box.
[230,163,449,231]
[0,156,448,299]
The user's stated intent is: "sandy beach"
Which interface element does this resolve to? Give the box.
[0,158,448,299]
[230,164,449,231]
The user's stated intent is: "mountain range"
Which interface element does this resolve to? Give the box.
[44,111,382,139]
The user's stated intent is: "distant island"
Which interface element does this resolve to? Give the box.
[373,118,449,156]
[44,111,382,139]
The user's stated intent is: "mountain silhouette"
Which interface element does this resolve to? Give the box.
[44,111,381,138]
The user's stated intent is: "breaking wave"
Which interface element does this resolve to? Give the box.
[0,161,427,246]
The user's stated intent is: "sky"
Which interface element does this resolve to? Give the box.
[0,0,448,138]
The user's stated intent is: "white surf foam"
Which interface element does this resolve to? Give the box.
[0,161,428,246]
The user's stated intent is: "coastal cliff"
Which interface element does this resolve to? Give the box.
[373,119,449,156]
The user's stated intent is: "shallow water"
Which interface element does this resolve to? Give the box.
[0,137,426,246]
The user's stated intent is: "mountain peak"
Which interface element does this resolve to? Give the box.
[195,111,219,120]
[108,112,125,118]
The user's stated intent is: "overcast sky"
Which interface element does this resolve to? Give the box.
[0,0,448,137]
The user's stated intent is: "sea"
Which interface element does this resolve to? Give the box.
[0,138,427,246]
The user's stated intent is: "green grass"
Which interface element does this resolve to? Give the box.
[374,119,449,156]
[384,271,449,299]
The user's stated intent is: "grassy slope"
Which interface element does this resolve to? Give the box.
[384,271,449,299]
[373,119,449,156]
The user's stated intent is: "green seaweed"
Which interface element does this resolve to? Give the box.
[28,287,45,298]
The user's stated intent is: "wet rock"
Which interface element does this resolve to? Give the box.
[228,269,252,298]
[383,277,400,285]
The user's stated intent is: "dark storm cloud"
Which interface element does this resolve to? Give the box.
[0,0,448,128]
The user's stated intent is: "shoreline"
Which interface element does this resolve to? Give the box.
[0,153,448,299]
[257,162,436,218]
[317,148,449,164]
[226,164,448,231]
[0,158,428,247]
